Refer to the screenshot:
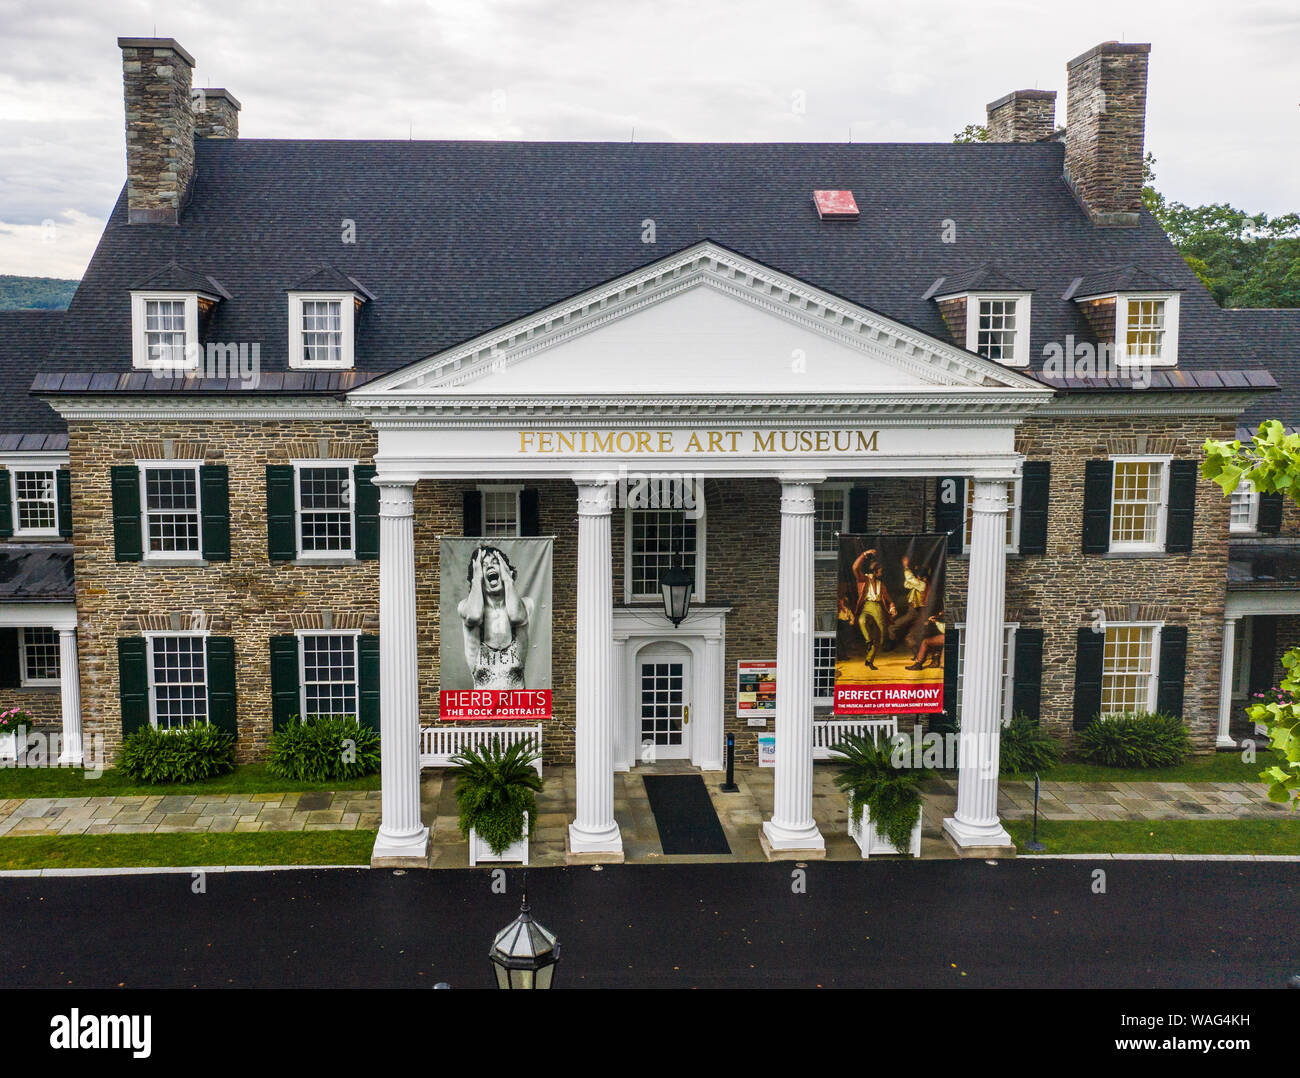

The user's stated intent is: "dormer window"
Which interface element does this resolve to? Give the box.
[289,292,356,369]
[1119,294,1178,365]
[131,292,199,372]
[968,294,1030,365]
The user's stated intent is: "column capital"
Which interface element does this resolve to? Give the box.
[573,476,615,516]
[377,479,416,518]
[969,478,1009,516]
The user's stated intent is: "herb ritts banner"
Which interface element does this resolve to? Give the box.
[834,533,948,716]
[439,537,553,720]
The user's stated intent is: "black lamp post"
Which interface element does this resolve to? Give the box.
[489,887,560,989]
[659,561,694,627]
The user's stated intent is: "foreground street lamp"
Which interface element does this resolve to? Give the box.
[659,561,694,627]
[489,889,560,989]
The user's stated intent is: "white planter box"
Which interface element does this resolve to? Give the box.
[468,812,529,866]
[0,731,18,762]
[848,803,922,858]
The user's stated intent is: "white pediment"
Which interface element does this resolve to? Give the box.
[352,242,1046,402]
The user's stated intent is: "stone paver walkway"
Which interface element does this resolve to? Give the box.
[997,779,1291,822]
[0,791,381,836]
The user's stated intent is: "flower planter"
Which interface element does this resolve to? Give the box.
[848,803,921,858]
[0,731,18,762]
[468,812,529,866]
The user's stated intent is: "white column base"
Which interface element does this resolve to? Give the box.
[1216,734,1239,750]
[372,825,430,865]
[567,820,624,855]
[57,747,84,767]
[762,818,825,853]
[942,815,1013,850]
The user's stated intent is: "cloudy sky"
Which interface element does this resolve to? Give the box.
[1,0,1296,279]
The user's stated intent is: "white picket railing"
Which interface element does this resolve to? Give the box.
[420,724,544,775]
[812,718,898,760]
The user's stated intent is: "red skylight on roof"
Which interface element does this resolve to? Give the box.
[813,190,859,220]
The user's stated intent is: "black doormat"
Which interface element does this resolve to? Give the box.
[641,774,732,855]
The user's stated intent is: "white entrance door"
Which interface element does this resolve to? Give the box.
[637,643,692,762]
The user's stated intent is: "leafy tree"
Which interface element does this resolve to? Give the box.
[952,123,988,143]
[0,275,78,310]
[1204,421,1300,808]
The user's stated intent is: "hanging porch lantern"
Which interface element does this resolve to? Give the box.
[489,891,560,989]
[659,561,694,627]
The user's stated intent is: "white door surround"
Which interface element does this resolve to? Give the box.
[634,640,692,762]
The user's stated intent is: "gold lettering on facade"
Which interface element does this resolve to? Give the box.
[514,429,881,454]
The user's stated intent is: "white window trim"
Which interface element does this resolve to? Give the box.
[477,483,523,538]
[9,467,60,538]
[293,459,357,560]
[1227,478,1258,533]
[1108,454,1171,554]
[17,627,60,687]
[962,292,1032,368]
[295,629,362,720]
[813,630,837,707]
[1100,620,1162,717]
[138,460,205,563]
[954,622,1018,724]
[960,478,1022,556]
[814,482,851,559]
[143,630,210,730]
[288,292,356,370]
[1114,292,1179,368]
[131,292,200,372]
[623,502,707,604]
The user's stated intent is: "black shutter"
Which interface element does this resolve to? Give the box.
[200,464,230,561]
[934,477,964,555]
[358,634,380,731]
[1156,625,1189,717]
[1258,493,1284,536]
[462,490,482,536]
[354,464,379,559]
[1081,460,1113,554]
[0,468,10,538]
[1165,460,1197,554]
[269,635,300,730]
[0,628,20,689]
[935,626,959,732]
[118,637,150,736]
[111,465,143,561]
[520,489,541,537]
[1018,462,1050,555]
[206,637,238,737]
[266,465,296,561]
[1249,616,1276,695]
[1073,627,1105,729]
[847,487,869,533]
[56,469,72,538]
[1011,627,1045,723]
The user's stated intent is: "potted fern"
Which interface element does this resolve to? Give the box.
[450,739,544,866]
[831,733,927,858]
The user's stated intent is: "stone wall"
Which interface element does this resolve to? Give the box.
[119,39,196,222]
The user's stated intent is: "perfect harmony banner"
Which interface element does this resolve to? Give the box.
[834,533,948,715]
[439,537,553,720]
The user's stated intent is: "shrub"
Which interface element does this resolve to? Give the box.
[117,722,236,784]
[1076,711,1192,769]
[999,713,1061,774]
[266,715,380,783]
[0,707,33,733]
[830,733,928,854]
[451,739,543,855]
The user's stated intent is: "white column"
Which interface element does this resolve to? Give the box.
[372,478,429,864]
[612,633,631,772]
[568,477,623,855]
[944,478,1013,849]
[56,627,83,766]
[698,635,724,771]
[1217,615,1240,750]
[763,476,824,852]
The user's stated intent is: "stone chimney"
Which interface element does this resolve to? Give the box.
[986,89,1056,143]
[1064,40,1151,226]
[118,37,196,224]
[193,88,241,139]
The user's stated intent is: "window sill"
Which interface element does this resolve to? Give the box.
[17,683,59,691]
[292,556,359,567]
[13,531,61,541]
[1102,550,1168,559]
[142,556,208,567]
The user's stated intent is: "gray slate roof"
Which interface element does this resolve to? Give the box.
[0,544,74,601]
[0,311,67,439]
[1231,309,1300,435]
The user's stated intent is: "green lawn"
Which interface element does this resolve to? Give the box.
[0,830,377,869]
[1006,818,1300,856]
[1002,750,1285,784]
[0,762,381,799]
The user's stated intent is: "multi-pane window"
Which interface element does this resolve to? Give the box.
[297,465,354,556]
[300,634,359,719]
[813,487,848,557]
[1110,459,1167,549]
[1125,299,1167,361]
[628,509,699,599]
[144,299,188,367]
[1230,480,1259,534]
[813,633,836,704]
[12,469,58,534]
[975,298,1018,361]
[149,635,208,729]
[481,487,520,537]
[1101,624,1157,715]
[300,300,343,365]
[19,627,59,685]
[954,624,1017,724]
[143,465,201,556]
[962,479,1020,552]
